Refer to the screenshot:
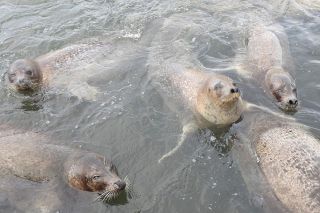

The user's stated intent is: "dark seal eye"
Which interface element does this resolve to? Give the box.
[92,175,100,180]
[25,70,32,75]
[10,73,16,77]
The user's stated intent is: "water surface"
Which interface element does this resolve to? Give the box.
[0,0,320,212]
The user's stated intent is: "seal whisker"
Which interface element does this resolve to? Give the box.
[95,191,108,201]
[102,191,111,202]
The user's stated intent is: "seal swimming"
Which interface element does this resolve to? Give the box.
[6,41,112,100]
[0,132,126,201]
[151,64,244,162]
[233,111,320,213]
[7,38,146,101]
[238,23,298,111]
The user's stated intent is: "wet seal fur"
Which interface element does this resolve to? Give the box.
[233,111,320,213]
[237,23,298,111]
[6,42,108,100]
[155,64,244,162]
[0,137,126,199]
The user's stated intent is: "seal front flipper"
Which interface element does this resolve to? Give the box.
[158,122,198,163]
[67,81,99,101]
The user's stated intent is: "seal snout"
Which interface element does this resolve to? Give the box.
[113,180,126,191]
[280,95,298,111]
[288,98,298,106]
[230,87,239,94]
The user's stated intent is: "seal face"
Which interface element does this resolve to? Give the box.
[207,78,240,108]
[65,153,126,196]
[8,59,43,92]
[266,68,298,111]
[197,75,243,126]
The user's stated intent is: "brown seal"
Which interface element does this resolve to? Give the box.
[0,136,126,199]
[245,24,298,111]
[233,112,320,213]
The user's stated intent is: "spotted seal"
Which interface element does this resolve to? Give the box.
[0,133,126,200]
[237,24,298,111]
[153,64,244,162]
[233,112,320,213]
[6,42,110,100]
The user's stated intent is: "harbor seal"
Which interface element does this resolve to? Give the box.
[233,111,320,213]
[0,135,127,200]
[6,42,109,100]
[238,24,298,111]
[147,18,283,162]
[152,64,244,162]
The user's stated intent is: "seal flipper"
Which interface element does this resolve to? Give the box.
[67,81,99,101]
[158,122,198,163]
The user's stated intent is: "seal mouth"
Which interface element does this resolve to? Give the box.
[279,102,298,112]
[275,96,298,112]
[220,92,240,106]
[14,82,40,92]
[95,176,130,203]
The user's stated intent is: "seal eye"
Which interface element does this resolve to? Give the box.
[9,73,16,77]
[92,175,100,180]
[214,82,223,90]
[25,70,32,75]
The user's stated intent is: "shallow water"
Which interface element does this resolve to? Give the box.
[0,0,320,212]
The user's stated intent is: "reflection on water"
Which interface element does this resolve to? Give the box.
[0,0,320,212]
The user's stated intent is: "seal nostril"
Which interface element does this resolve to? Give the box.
[289,99,298,105]
[114,180,126,190]
[230,88,239,93]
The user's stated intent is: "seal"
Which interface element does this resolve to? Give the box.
[240,24,298,111]
[153,64,244,162]
[169,66,243,127]
[0,136,126,200]
[6,42,107,100]
[233,111,320,213]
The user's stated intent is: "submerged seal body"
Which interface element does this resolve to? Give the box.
[0,133,126,196]
[7,42,108,100]
[152,64,244,162]
[233,112,320,213]
[155,64,244,127]
[245,24,298,111]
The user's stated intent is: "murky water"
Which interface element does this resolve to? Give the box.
[0,0,319,212]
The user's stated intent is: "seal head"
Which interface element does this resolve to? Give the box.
[64,153,126,196]
[197,75,243,125]
[265,67,298,111]
[7,59,43,92]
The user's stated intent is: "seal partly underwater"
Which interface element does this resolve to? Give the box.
[236,23,298,111]
[150,64,244,162]
[0,127,127,206]
[233,111,320,213]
